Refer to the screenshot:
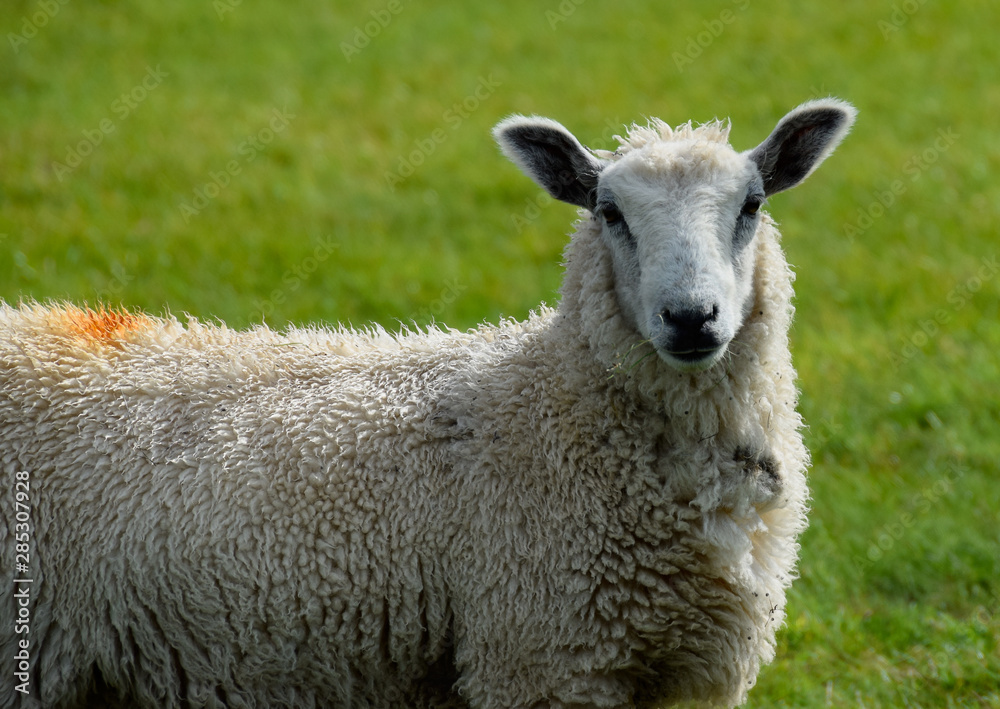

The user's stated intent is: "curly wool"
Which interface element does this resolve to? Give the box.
[0,210,804,708]
[0,108,836,707]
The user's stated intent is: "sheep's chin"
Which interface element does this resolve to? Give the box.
[656,344,727,372]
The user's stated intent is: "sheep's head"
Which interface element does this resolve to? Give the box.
[494,99,856,372]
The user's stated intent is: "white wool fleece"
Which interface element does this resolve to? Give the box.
[0,219,804,708]
[0,103,852,708]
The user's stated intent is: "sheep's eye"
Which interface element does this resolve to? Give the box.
[741,197,762,217]
[602,204,624,225]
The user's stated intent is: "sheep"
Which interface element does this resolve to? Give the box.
[0,98,855,709]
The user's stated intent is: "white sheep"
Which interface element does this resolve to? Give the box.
[1,98,855,708]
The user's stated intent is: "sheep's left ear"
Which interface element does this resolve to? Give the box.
[749,98,857,196]
[493,115,604,210]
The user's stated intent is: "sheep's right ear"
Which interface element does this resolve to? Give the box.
[493,116,603,211]
[749,98,857,196]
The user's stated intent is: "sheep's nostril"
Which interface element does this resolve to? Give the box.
[661,305,718,332]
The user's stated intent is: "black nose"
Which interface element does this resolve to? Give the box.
[661,305,720,353]
[663,305,718,331]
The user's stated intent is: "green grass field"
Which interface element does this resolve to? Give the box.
[2,0,998,705]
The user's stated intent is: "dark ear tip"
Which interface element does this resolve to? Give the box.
[793,98,858,133]
[493,115,570,144]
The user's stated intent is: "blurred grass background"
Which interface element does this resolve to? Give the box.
[2,0,998,705]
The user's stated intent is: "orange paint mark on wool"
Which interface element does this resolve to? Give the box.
[62,305,154,346]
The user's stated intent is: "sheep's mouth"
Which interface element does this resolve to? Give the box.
[658,344,727,371]
[647,315,730,372]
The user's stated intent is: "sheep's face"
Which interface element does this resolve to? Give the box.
[595,140,763,371]
[494,100,856,371]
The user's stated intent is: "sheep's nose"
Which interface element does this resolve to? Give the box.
[660,305,721,353]
[662,305,718,333]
